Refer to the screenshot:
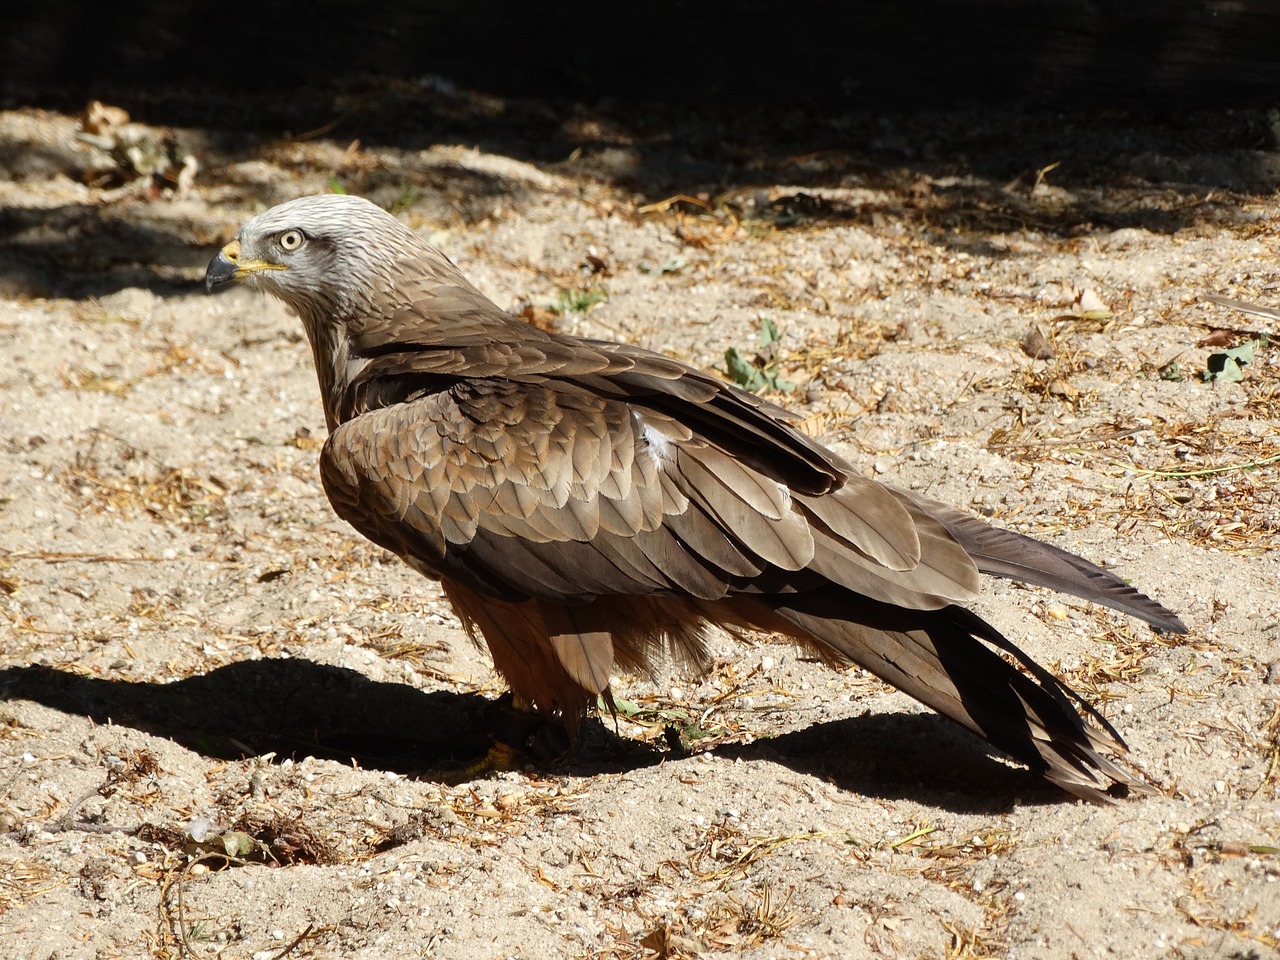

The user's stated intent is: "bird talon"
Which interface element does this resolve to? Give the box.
[432,696,571,783]
[436,741,526,784]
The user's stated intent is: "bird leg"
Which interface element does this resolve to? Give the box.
[429,693,571,782]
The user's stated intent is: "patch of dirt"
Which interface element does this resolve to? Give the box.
[1,93,1278,959]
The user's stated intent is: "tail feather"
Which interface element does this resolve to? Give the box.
[759,592,1149,803]
[893,488,1187,634]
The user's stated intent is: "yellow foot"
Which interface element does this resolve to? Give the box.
[432,695,568,782]
[438,740,525,783]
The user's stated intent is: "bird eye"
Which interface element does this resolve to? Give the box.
[277,230,305,251]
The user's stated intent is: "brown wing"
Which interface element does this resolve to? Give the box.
[320,376,982,689]
[336,270,1180,633]
[340,266,855,499]
[321,376,976,600]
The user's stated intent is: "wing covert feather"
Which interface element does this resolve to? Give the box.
[322,376,989,611]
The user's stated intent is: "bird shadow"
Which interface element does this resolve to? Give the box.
[0,660,1056,812]
[714,714,1062,814]
[0,660,496,772]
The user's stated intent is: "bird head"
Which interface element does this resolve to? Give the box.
[205,193,418,322]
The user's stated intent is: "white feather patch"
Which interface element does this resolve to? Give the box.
[641,421,674,462]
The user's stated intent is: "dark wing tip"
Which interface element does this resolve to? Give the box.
[1150,611,1189,635]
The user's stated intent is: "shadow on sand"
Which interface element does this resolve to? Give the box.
[2,659,1061,812]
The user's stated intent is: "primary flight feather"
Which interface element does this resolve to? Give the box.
[206,193,1186,802]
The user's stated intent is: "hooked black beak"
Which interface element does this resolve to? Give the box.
[205,243,239,292]
[205,239,286,293]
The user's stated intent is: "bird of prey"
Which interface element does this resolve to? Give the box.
[206,193,1185,802]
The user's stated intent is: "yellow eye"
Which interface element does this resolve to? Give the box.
[278,230,304,251]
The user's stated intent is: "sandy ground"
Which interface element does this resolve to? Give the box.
[0,94,1278,959]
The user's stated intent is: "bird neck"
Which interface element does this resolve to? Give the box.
[298,309,362,433]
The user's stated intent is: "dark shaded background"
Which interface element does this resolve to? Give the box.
[4,0,1280,115]
[2,3,1279,301]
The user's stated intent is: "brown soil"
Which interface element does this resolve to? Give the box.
[1,94,1278,959]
